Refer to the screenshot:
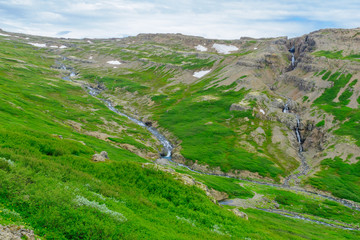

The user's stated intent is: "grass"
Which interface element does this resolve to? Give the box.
[155,83,284,179]
[313,72,360,145]
[176,169,254,199]
[313,50,360,62]
[308,157,360,203]
[311,71,360,201]
[316,120,325,127]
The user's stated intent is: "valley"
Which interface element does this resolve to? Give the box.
[0,27,360,239]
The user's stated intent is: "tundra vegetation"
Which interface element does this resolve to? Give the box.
[0,29,360,239]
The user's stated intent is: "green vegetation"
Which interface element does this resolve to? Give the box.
[316,120,325,127]
[155,83,283,178]
[309,157,360,202]
[108,136,150,150]
[321,70,332,80]
[313,50,360,62]
[177,170,254,199]
[83,74,148,93]
[311,71,360,200]
[313,72,360,145]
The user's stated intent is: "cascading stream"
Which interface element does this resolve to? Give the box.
[86,86,173,158]
[282,101,309,186]
[295,117,303,152]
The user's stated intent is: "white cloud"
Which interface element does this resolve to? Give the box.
[0,0,359,39]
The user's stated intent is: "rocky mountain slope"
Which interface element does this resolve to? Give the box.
[0,27,360,239]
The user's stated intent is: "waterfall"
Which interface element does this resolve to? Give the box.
[295,116,303,152]
[283,103,289,113]
[291,53,295,67]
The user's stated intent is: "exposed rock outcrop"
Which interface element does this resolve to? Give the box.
[92,151,109,162]
[229,208,249,220]
[0,225,38,240]
[278,74,315,92]
[302,128,325,151]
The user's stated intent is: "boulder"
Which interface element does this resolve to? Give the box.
[209,188,228,201]
[230,103,250,111]
[229,208,248,220]
[92,153,106,162]
[100,151,109,159]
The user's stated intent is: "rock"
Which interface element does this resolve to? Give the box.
[171,152,186,164]
[159,148,168,157]
[146,152,158,159]
[251,127,266,146]
[92,153,106,162]
[255,127,265,135]
[279,74,315,92]
[0,224,37,240]
[230,103,250,111]
[145,121,152,127]
[276,112,297,129]
[179,175,196,186]
[100,151,109,159]
[302,128,325,151]
[229,208,248,220]
[209,188,228,201]
[155,158,170,166]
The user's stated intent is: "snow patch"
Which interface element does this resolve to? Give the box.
[254,47,258,50]
[89,56,93,60]
[0,33,10,37]
[195,45,207,52]
[260,109,265,114]
[87,40,93,44]
[212,43,238,54]
[193,70,211,78]
[28,42,46,48]
[59,45,67,49]
[107,60,121,65]
[50,45,59,48]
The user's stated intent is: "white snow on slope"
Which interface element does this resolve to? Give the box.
[193,70,211,78]
[195,45,207,52]
[50,45,58,48]
[59,45,67,49]
[107,60,121,65]
[28,43,46,48]
[0,33,10,37]
[212,43,238,54]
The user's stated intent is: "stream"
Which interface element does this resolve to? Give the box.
[86,86,173,158]
[282,102,310,186]
[258,208,359,231]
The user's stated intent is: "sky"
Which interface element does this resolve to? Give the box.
[0,0,359,39]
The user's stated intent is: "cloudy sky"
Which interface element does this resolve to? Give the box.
[0,0,359,39]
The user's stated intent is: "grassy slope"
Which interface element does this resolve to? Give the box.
[309,70,360,202]
[0,35,359,239]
